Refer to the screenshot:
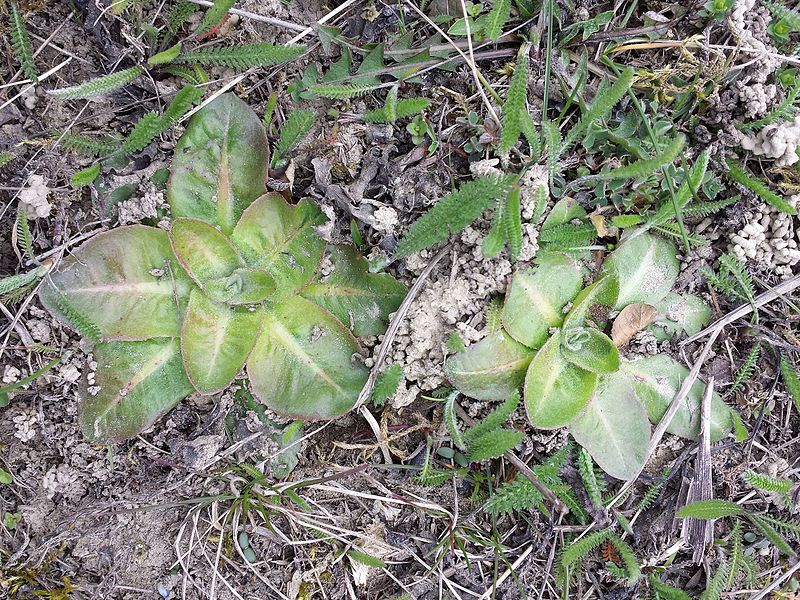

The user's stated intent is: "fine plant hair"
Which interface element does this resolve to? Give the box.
[48,291,102,343]
[577,447,603,510]
[309,81,377,100]
[121,86,203,155]
[444,390,523,461]
[727,343,761,396]
[484,443,588,522]
[197,0,234,34]
[560,67,634,153]
[701,559,730,600]
[49,66,146,100]
[483,184,524,260]
[780,355,800,410]
[394,174,516,257]
[174,43,306,69]
[703,253,756,306]
[743,469,792,494]
[726,519,757,589]
[559,528,641,592]
[594,134,685,181]
[363,97,430,124]
[725,159,797,215]
[271,109,315,168]
[0,152,12,168]
[649,574,692,600]
[647,150,710,229]
[54,131,122,157]
[484,0,511,41]
[635,466,670,512]
[160,0,196,43]
[499,46,530,155]
[10,0,38,83]
[371,364,404,406]
[0,267,46,299]
[14,206,35,262]
[738,81,800,132]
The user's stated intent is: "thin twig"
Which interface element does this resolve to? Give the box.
[186,0,306,31]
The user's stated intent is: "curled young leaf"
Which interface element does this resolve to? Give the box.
[611,302,659,347]
[560,327,620,373]
[447,331,535,401]
[170,217,244,286]
[524,335,597,429]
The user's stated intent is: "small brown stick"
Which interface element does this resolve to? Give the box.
[683,272,800,345]
[355,247,450,464]
[683,378,714,564]
[747,560,800,600]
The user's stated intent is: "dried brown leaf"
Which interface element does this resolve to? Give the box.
[611,302,658,347]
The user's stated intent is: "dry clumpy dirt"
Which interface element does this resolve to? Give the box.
[1,0,800,598]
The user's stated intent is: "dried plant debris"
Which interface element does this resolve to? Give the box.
[3,0,800,598]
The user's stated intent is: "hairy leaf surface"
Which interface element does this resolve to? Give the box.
[168,93,269,234]
[601,232,678,309]
[524,335,597,429]
[447,331,535,400]
[569,372,651,480]
[40,226,193,341]
[181,289,262,393]
[502,253,584,348]
[231,194,327,294]
[301,245,406,336]
[82,338,193,442]
[621,355,732,441]
[248,297,367,419]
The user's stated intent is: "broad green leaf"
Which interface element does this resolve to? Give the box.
[81,338,194,442]
[230,194,327,294]
[621,355,732,441]
[568,372,651,480]
[648,292,710,341]
[502,253,584,348]
[170,217,243,286]
[601,232,679,309]
[560,327,620,374]
[446,331,535,400]
[167,93,269,235]
[39,226,193,341]
[204,268,276,305]
[181,289,263,393]
[524,335,597,429]
[247,296,367,419]
[562,275,619,329]
[301,245,406,336]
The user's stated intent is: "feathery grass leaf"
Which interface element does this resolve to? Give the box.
[10,1,38,83]
[175,43,305,68]
[726,160,797,215]
[49,66,145,99]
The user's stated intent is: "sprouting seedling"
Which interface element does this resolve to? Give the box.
[38,93,406,444]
